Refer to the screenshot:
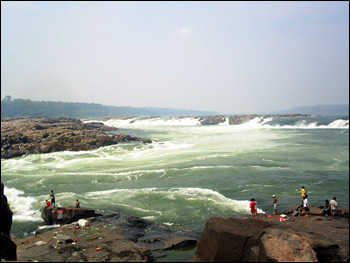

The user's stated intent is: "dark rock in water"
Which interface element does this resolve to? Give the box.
[229,114,258,125]
[193,214,349,262]
[0,183,17,260]
[125,216,153,229]
[41,206,102,225]
[199,116,227,125]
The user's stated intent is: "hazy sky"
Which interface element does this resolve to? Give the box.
[1,1,349,114]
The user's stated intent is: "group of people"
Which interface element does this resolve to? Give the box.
[44,190,81,209]
[249,185,338,218]
[43,190,82,227]
[321,197,338,218]
[249,194,278,217]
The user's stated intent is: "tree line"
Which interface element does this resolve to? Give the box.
[1,97,217,118]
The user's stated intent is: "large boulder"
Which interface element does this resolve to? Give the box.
[193,217,272,262]
[193,215,349,262]
[258,228,317,262]
[0,183,17,260]
[41,206,102,225]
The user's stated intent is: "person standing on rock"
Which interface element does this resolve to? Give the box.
[272,195,278,215]
[250,198,257,217]
[303,195,310,217]
[300,186,307,201]
[50,190,55,207]
[56,208,64,226]
[329,197,338,218]
[75,199,80,208]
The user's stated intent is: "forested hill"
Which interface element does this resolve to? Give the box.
[1,97,217,118]
[277,104,349,116]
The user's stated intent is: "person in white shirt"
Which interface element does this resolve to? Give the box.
[329,197,338,218]
[303,195,310,217]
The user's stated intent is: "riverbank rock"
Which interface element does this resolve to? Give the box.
[41,207,102,225]
[1,117,152,159]
[193,214,349,262]
[11,212,199,262]
[1,183,17,260]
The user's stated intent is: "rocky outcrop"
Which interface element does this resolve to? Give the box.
[193,214,349,262]
[199,116,227,125]
[229,115,258,125]
[1,183,17,260]
[228,114,311,125]
[14,212,198,262]
[41,206,102,225]
[1,117,152,159]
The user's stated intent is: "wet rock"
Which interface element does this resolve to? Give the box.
[199,116,227,125]
[41,207,102,225]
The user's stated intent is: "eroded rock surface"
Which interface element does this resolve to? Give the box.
[1,117,152,159]
[193,214,349,262]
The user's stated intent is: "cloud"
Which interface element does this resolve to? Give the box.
[179,26,193,38]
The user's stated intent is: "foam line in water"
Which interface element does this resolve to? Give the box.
[85,187,264,214]
[261,119,349,129]
[85,117,349,129]
[96,117,202,127]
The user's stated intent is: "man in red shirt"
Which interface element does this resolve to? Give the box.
[250,198,257,217]
[45,199,51,208]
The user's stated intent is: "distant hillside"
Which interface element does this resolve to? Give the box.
[1,97,218,118]
[277,104,349,116]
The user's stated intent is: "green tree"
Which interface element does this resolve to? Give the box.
[3,95,12,102]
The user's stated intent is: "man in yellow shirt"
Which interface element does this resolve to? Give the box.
[300,186,306,199]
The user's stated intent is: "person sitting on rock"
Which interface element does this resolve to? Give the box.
[75,199,80,208]
[45,199,51,208]
[291,205,302,216]
[321,199,331,216]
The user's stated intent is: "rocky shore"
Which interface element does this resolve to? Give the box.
[11,212,199,262]
[194,207,349,262]
[1,117,152,159]
[1,181,349,263]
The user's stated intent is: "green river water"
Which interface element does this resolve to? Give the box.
[1,115,348,239]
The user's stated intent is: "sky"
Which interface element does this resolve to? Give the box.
[1,1,349,114]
